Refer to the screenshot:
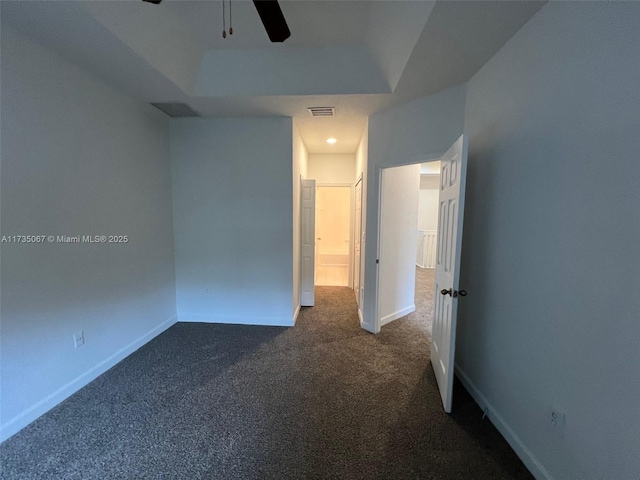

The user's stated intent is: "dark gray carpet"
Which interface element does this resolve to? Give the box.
[0,273,533,480]
[407,266,436,334]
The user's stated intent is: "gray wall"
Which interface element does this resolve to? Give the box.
[0,27,177,441]
[170,118,295,326]
[364,85,466,332]
[459,3,640,479]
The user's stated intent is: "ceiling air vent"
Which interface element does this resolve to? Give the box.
[307,107,335,117]
[151,103,200,118]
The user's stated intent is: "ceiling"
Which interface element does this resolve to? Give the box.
[165,1,374,50]
[0,0,546,153]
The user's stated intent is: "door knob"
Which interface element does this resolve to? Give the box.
[441,288,467,297]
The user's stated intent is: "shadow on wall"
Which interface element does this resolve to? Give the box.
[456,139,499,372]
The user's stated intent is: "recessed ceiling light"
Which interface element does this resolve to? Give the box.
[326,138,337,144]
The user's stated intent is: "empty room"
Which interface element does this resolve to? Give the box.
[1,1,639,479]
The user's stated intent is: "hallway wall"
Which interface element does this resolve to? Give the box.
[418,175,439,232]
[308,154,355,184]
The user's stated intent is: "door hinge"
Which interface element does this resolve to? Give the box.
[376,259,379,264]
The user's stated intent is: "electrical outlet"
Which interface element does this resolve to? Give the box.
[73,331,85,348]
[550,406,566,437]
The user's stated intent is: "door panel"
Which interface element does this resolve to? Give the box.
[431,135,468,413]
[300,179,316,306]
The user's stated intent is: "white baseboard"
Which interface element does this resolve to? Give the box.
[178,314,294,327]
[0,315,177,443]
[454,365,552,480]
[415,263,434,269]
[379,304,415,327]
[292,304,301,325]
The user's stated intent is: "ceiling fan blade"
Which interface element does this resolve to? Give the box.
[253,0,291,43]
[141,0,290,43]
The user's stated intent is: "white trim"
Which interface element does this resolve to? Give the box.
[178,314,294,327]
[353,174,364,304]
[373,164,383,332]
[292,304,301,325]
[0,315,178,443]
[455,365,553,480]
[379,304,416,327]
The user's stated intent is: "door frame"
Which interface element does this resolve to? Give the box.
[353,173,364,306]
[315,182,355,288]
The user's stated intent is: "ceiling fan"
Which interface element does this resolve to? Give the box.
[142,0,291,43]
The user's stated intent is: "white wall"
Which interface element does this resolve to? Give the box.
[418,175,439,231]
[0,27,177,441]
[363,85,466,332]
[308,154,355,184]
[459,3,640,479]
[171,117,295,326]
[378,164,420,326]
[292,122,309,320]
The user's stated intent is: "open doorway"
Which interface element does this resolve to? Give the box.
[376,161,441,331]
[315,185,352,286]
[376,160,442,330]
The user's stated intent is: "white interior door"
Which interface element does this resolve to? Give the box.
[430,135,468,413]
[300,178,316,306]
[354,178,362,305]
